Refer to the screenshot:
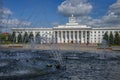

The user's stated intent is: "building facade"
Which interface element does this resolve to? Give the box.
[12,15,120,44]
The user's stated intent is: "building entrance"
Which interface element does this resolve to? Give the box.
[70,40,73,44]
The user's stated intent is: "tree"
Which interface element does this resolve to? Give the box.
[114,32,120,45]
[17,33,22,43]
[36,33,40,43]
[109,32,114,45]
[29,32,34,39]
[11,32,16,43]
[0,33,6,43]
[36,33,40,37]
[103,32,109,43]
[7,33,12,42]
[0,33,10,43]
[23,32,29,43]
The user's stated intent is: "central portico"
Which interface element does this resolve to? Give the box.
[53,15,91,44]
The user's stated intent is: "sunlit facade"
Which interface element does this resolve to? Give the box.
[12,15,120,44]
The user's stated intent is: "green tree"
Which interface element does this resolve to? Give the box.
[114,32,120,45]
[36,33,40,43]
[23,32,29,43]
[18,33,22,43]
[109,32,114,45]
[8,33,12,42]
[103,32,109,42]
[36,33,40,37]
[11,32,16,43]
[0,33,6,43]
[29,32,34,39]
[0,33,10,44]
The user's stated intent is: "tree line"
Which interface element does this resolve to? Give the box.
[0,32,40,44]
[103,31,120,46]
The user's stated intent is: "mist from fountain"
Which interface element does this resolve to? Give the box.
[21,32,64,67]
[41,33,64,66]
[101,39,108,50]
[98,39,108,59]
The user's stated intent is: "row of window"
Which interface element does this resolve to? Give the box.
[91,31,120,33]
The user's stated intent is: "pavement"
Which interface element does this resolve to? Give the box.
[1,44,119,52]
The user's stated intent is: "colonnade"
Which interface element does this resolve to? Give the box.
[55,30,90,44]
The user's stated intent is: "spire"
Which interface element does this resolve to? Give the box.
[66,14,79,26]
[69,14,76,23]
[71,14,74,17]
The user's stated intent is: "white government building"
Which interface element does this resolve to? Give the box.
[12,15,120,44]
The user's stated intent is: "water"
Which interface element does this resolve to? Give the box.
[0,50,61,79]
[101,39,108,50]
[1,33,119,80]
[0,50,120,80]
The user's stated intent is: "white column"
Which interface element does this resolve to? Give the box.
[33,31,35,42]
[57,31,60,43]
[77,31,79,43]
[69,31,71,43]
[65,31,67,43]
[61,31,63,43]
[81,31,84,43]
[73,31,75,43]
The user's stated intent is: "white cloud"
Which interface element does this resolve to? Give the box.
[1,19,31,27]
[100,0,120,27]
[58,0,92,16]
[0,7,31,32]
[109,0,120,15]
[76,16,102,27]
[75,0,120,27]
[51,22,59,27]
[0,7,12,18]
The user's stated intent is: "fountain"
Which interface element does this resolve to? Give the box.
[101,39,108,50]
[0,33,120,80]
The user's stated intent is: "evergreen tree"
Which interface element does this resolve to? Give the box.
[36,33,40,37]
[11,32,16,42]
[103,32,109,42]
[23,32,29,43]
[17,33,22,43]
[109,32,114,45]
[114,32,120,45]
[36,33,40,43]
[29,32,34,39]
[0,33,6,43]
[8,33,12,42]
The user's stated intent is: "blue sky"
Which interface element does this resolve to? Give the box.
[1,0,120,29]
[2,0,67,27]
